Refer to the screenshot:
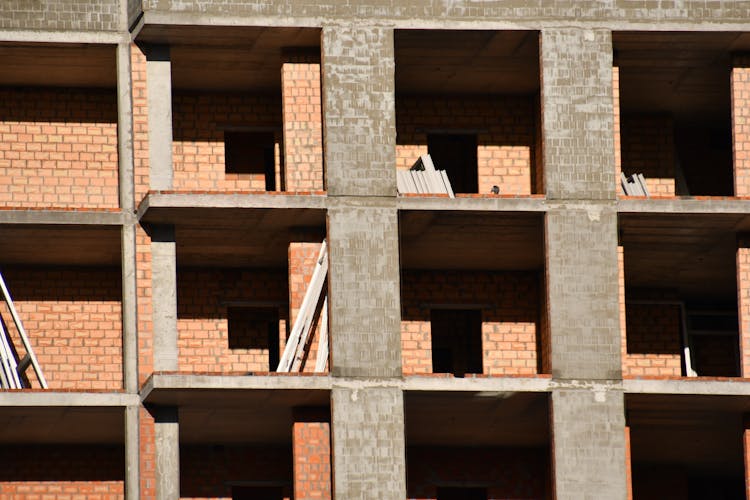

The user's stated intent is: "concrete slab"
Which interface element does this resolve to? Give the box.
[403,375,551,393]
[0,225,122,266]
[397,196,547,213]
[0,404,127,444]
[0,210,130,226]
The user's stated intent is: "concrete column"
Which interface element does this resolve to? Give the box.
[613,65,621,188]
[117,42,136,211]
[154,406,180,500]
[551,389,627,500]
[540,28,615,200]
[282,50,324,192]
[321,25,396,196]
[331,386,406,500]
[327,204,401,378]
[151,224,177,371]
[124,404,140,500]
[145,44,173,191]
[122,223,138,392]
[293,407,332,500]
[733,55,750,197]
[737,235,750,377]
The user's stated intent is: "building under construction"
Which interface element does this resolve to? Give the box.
[1,1,750,499]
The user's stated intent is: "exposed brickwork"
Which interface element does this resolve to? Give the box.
[180,445,292,500]
[1,268,122,390]
[0,88,119,209]
[406,447,549,499]
[733,56,750,198]
[401,270,541,376]
[140,407,156,500]
[0,445,124,498]
[736,236,750,377]
[172,92,282,192]
[618,245,627,376]
[623,297,682,377]
[282,53,324,192]
[177,268,288,373]
[396,95,539,195]
[621,115,676,196]
[289,243,326,372]
[132,44,150,204]
[293,411,331,500]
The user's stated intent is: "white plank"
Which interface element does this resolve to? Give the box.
[440,170,456,198]
[314,296,329,373]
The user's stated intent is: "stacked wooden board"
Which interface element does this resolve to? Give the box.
[621,172,650,197]
[397,154,455,198]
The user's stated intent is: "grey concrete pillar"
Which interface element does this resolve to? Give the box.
[331,386,406,499]
[321,25,396,196]
[151,225,178,371]
[327,203,401,377]
[551,389,627,500]
[145,44,173,191]
[545,206,621,380]
[121,223,138,391]
[154,406,180,500]
[124,404,140,500]
[540,28,615,200]
[117,42,135,211]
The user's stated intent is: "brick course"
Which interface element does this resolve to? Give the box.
[0,88,119,209]
[293,411,332,500]
[401,270,541,376]
[396,95,539,195]
[733,55,750,198]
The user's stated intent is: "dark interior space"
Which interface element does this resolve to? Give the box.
[430,308,483,377]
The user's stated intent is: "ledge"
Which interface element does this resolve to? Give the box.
[0,208,131,226]
[0,390,137,406]
[403,375,552,393]
[624,377,750,396]
[397,195,547,212]
[617,197,750,215]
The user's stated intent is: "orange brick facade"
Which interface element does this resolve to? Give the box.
[396,95,540,195]
[738,236,750,377]
[0,88,119,209]
[733,55,750,198]
[401,271,541,376]
[293,410,332,500]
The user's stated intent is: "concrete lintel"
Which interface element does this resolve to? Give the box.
[0,391,138,407]
[403,375,552,393]
[0,29,127,44]
[137,192,327,220]
[0,210,131,226]
[618,197,750,215]
[326,195,397,210]
[624,378,750,396]
[397,196,548,212]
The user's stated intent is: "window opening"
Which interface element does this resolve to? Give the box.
[227,307,280,371]
[427,134,478,193]
[224,131,276,190]
[430,309,483,377]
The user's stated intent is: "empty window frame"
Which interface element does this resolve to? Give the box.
[430,309,483,377]
[224,131,276,190]
[427,133,478,194]
[227,307,280,371]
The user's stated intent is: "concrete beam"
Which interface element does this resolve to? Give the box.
[617,197,750,215]
[145,44,174,191]
[154,406,180,500]
[151,225,178,372]
[551,388,627,500]
[541,28,615,200]
[0,392,138,406]
[545,206,621,380]
[0,210,131,226]
[397,195,548,212]
[322,25,396,197]
[328,205,401,377]
[331,386,406,500]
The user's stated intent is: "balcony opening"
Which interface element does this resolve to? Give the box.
[437,487,488,500]
[224,131,277,190]
[430,309,482,377]
[227,306,281,371]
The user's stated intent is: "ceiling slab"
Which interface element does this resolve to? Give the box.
[0,406,123,444]
[0,225,121,267]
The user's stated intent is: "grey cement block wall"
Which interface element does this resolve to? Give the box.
[322,25,396,197]
[545,206,621,380]
[0,0,120,31]
[541,28,615,201]
[328,205,401,377]
[331,386,406,500]
[551,388,627,500]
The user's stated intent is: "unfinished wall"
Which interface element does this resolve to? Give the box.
[1,268,122,390]
[623,298,682,377]
[289,243,326,373]
[0,445,124,498]
[733,55,750,198]
[401,270,541,376]
[180,445,292,500]
[171,92,282,192]
[0,88,119,209]
[621,115,676,196]
[738,236,750,377]
[0,0,120,31]
[177,268,288,373]
[282,53,324,192]
[396,95,538,195]
[293,413,332,500]
[406,447,549,500]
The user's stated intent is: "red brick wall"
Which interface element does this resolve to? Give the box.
[406,447,549,499]
[132,44,150,203]
[180,445,292,500]
[623,297,683,377]
[401,271,541,376]
[177,268,288,373]
[1,268,122,390]
[0,445,124,498]
[621,115,676,196]
[293,410,331,500]
[396,95,539,195]
[738,236,750,377]
[282,53,324,192]
[732,55,750,198]
[0,87,119,209]
[172,92,282,192]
